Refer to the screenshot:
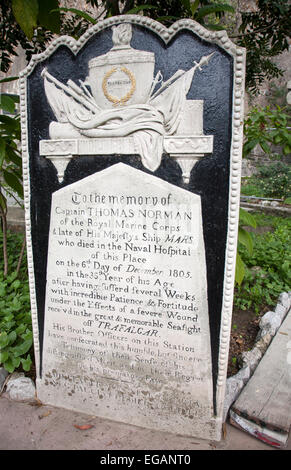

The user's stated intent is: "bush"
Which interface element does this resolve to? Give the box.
[235,213,291,313]
[0,231,32,373]
[243,105,291,158]
[242,161,291,200]
[257,162,291,199]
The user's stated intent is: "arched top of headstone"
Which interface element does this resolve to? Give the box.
[19,15,245,78]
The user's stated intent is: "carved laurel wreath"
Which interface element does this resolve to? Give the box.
[102,66,136,106]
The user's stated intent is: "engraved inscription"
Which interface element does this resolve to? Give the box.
[39,164,213,434]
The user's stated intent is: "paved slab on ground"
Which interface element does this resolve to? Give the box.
[0,395,290,451]
[232,311,291,434]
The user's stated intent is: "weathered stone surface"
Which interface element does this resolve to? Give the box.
[5,373,36,402]
[240,347,262,373]
[223,378,244,423]
[223,365,251,422]
[259,311,284,338]
[232,311,291,436]
[277,292,291,314]
[255,334,272,353]
[239,333,271,371]
[256,293,290,342]
[235,364,251,384]
[281,291,291,308]
[37,163,216,439]
[275,303,288,319]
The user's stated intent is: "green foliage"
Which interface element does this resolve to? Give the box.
[0,93,23,218]
[57,7,98,25]
[178,0,234,30]
[11,0,60,40]
[235,250,246,287]
[0,231,32,373]
[0,90,25,282]
[2,0,290,93]
[0,87,31,374]
[236,0,291,94]
[104,0,188,19]
[235,208,257,286]
[243,105,291,159]
[0,0,54,73]
[58,0,234,29]
[1,1,236,70]
[12,0,39,40]
[241,181,262,198]
[242,162,291,200]
[234,213,291,313]
[37,0,60,33]
[55,0,290,93]
[242,104,291,202]
[256,162,291,199]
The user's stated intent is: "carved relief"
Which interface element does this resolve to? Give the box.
[40,23,214,183]
[102,66,136,106]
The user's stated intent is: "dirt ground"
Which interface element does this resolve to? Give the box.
[227,306,266,377]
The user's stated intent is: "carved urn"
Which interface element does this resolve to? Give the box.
[87,24,155,109]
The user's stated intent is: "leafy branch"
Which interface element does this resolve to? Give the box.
[0,91,24,278]
[2,1,290,93]
[236,208,257,286]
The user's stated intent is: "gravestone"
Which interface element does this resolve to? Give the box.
[20,16,246,441]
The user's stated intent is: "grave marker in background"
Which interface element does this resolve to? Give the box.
[20,16,246,440]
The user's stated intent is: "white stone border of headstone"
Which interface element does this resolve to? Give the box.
[19,15,246,429]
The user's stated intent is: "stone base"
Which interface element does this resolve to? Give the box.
[39,135,213,183]
[36,378,222,441]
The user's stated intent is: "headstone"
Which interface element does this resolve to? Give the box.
[20,16,246,441]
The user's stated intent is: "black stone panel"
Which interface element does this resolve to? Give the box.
[27,24,233,413]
